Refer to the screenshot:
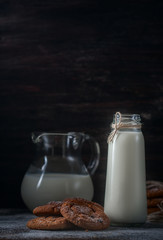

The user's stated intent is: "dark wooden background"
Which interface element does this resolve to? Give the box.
[0,0,162,209]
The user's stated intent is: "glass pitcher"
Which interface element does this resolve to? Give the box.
[21,132,100,211]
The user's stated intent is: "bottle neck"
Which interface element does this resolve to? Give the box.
[113,113,141,126]
[108,112,142,142]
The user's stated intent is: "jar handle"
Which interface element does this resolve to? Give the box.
[84,135,100,175]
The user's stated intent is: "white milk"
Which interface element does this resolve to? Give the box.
[21,173,94,211]
[104,130,147,225]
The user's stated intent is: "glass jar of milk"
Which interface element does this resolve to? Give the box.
[21,132,100,211]
[104,112,147,226]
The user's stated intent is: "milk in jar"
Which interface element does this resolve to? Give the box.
[104,113,147,226]
[21,173,93,211]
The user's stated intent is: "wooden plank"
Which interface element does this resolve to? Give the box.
[0,0,162,208]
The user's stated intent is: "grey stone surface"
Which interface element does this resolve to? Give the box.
[0,209,163,240]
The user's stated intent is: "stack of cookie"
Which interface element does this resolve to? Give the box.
[147,181,163,215]
[27,198,110,231]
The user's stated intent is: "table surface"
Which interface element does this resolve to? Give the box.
[0,209,163,240]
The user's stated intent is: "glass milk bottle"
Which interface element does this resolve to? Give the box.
[104,112,147,226]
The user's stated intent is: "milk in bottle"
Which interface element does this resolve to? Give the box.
[104,112,147,226]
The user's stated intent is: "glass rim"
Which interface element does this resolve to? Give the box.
[114,113,140,118]
[31,132,85,143]
[32,131,84,136]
